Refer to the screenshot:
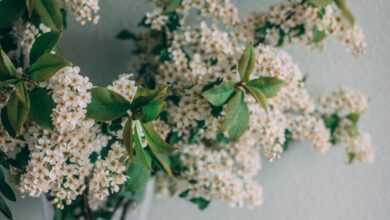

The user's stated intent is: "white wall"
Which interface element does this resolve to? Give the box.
[9,0,390,219]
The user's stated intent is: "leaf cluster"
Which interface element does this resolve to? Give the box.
[202,45,284,140]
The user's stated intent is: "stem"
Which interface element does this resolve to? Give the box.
[83,193,93,220]
[120,200,132,220]
[112,197,124,215]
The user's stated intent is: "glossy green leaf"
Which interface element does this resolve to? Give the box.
[238,44,256,82]
[202,82,235,106]
[14,83,28,106]
[222,91,249,140]
[29,88,55,129]
[190,197,210,210]
[139,100,165,122]
[86,87,131,121]
[149,147,172,176]
[141,122,173,175]
[307,0,334,7]
[347,152,356,164]
[334,0,355,25]
[1,109,15,138]
[123,118,133,160]
[132,86,168,109]
[116,30,139,41]
[124,161,150,200]
[142,123,176,154]
[0,49,17,81]
[323,113,340,144]
[346,112,360,125]
[0,196,12,220]
[312,27,326,43]
[30,32,61,64]
[0,0,25,28]
[133,124,151,170]
[0,171,16,202]
[26,0,34,17]
[245,76,284,98]
[6,91,30,137]
[243,84,268,110]
[34,0,63,31]
[346,113,360,137]
[28,53,71,82]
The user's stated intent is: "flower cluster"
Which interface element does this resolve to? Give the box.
[142,0,375,208]
[0,0,376,218]
[144,8,169,31]
[239,0,366,55]
[319,87,374,163]
[179,141,263,208]
[0,125,20,154]
[108,73,138,103]
[45,66,93,133]
[18,120,109,208]
[318,87,368,116]
[180,0,240,26]
[19,22,50,57]
[62,0,101,25]
[88,142,128,209]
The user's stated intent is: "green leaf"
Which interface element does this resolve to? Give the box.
[202,82,235,106]
[149,149,172,176]
[0,49,17,81]
[26,0,34,17]
[7,147,29,170]
[245,76,284,98]
[190,197,210,210]
[6,91,30,137]
[29,88,55,129]
[1,109,16,138]
[138,100,165,123]
[323,114,340,144]
[312,27,326,43]
[14,83,28,106]
[222,91,249,140]
[124,162,150,200]
[132,86,168,109]
[307,0,334,7]
[347,152,356,164]
[28,53,71,82]
[0,196,12,220]
[30,32,61,64]
[345,113,360,137]
[86,87,131,121]
[238,44,256,82]
[0,0,25,28]
[282,129,293,151]
[142,123,176,154]
[243,84,268,110]
[116,30,139,41]
[34,0,63,31]
[0,171,16,202]
[133,124,151,170]
[142,123,173,175]
[122,118,133,160]
[346,112,360,125]
[334,0,355,25]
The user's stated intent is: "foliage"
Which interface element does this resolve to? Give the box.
[202,44,284,140]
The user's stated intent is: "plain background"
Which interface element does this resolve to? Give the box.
[8,0,390,219]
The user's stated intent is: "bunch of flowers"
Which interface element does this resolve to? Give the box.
[0,0,375,219]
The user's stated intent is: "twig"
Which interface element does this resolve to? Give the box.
[83,193,93,220]
[120,200,132,220]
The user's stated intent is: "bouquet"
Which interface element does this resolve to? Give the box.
[0,0,374,219]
